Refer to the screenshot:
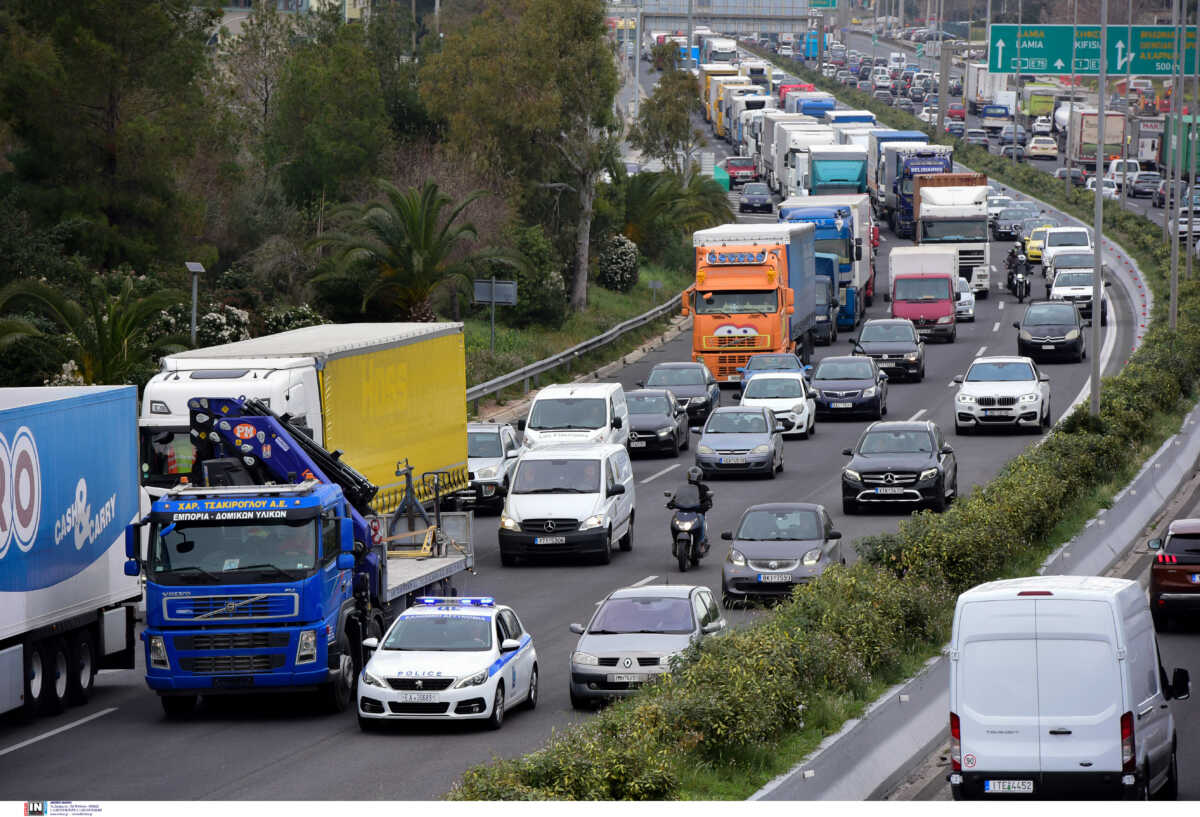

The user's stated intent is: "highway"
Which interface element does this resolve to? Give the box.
[0,50,1145,803]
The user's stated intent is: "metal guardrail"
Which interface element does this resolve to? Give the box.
[465,291,684,413]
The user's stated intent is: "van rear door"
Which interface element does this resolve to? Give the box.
[1034,599,1123,773]
[956,600,1040,771]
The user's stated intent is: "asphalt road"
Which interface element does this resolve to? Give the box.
[0,59,1140,803]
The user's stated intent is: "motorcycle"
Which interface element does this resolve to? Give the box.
[1007,252,1029,296]
[664,489,709,572]
[1014,269,1029,303]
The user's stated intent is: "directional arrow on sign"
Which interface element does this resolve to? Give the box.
[1115,40,1133,71]
[995,39,1006,68]
[1054,58,1065,70]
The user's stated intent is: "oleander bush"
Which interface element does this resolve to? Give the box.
[595,234,640,293]
[446,50,1200,801]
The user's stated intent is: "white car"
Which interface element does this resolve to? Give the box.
[357,597,538,730]
[953,356,1050,433]
[736,372,816,438]
[917,106,937,123]
[1049,267,1107,325]
[1086,176,1120,200]
[1031,116,1053,136]
[1040,226,1093,273]
[955,276,976,322]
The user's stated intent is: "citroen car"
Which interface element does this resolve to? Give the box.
[1013,301,1086,362]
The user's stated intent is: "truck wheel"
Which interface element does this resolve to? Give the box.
[40,638,69,715]
[322,643,354,714]
[19,640,44,721]
[68,630,96,706]
[161,695,198,719]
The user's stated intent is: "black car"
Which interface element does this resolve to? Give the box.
[624,388,689,456]
[719,502,843,606]
[908,87,925,104]
[640,362,720,426]
[851,318,926,381]
[993,206,1035,240]
[997,125,1028,146]
[1054,167,1088,187]
[895,98,916,114]
[945,121,966,138]
[808,355,889,418]
[1154,179,1189,208]
[841,420,958,514]
[1013,301,1086,362]
[738,182,773,214]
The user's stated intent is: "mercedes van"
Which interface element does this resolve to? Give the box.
[518,383,630,450]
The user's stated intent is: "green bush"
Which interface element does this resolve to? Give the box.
[595,233,640,293]
[497,224,569,329]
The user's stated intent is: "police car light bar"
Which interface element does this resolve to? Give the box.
[417,596,495,607]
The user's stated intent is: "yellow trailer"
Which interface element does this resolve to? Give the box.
[700,63,739,121]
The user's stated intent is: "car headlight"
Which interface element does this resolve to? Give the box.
[1065,329,1080,341]
[919,467,939,481]
[936,315,953,324]
[750,444,770,455]
[698,444,715,455]
[904,352,919,361]
[843,468,861,482]
[572,651,600,666]
[792,403,806,416]
[957,393,976,403]
[475,465,499,479]
[1019,393,1040,403]
[362,669,386,688]
[579,514,607,531]
[802,547,823,566]
[149,635,169,670]
[727,547,747,566]
[1018,329,1033,341]
[453,668,490,688]
[862,386,877,398]
[657,426,674,437]
[296,629,317,665]
[500,514,521,531]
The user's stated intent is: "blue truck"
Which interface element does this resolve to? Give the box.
[893,146,955,238]
[0,386,140,720]
[778,198,869,330]
[126,397,474,717]
[813,252,840,344]
[867,129,930,217]
[802,31,828,59]
[823,110,878,127]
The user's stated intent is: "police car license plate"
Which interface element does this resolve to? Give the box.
[535,536,566,544]
[984,780,1033,794]
[630,440,646,448]
[1042,344,1056,350]
[400,693,436,703]
[875,487,905,495]
[607,673,644,683]
[721,456,747,464]
[758,573,792,583]
[832,402,853,409]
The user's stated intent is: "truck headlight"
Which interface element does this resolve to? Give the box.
[698,444,715,455]
[802,547,823,566]
[727,548,747,566]
[149,635,169,670]
[500,514,521,531]
[475,465,499,479]
[579,514,607,531]
[1065,329,1080,341]
[862,386,877,398]
[453,668,489,689]
[751,444,770,455]
[572,651,600,666]
[843,468,861,482]
[937,315,953,324]
[296,629,318,665]
[361,669,386,688]
[919,468,939,481]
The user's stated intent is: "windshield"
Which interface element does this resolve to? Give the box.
[627,394,672,414]
[1055,271,1096,288]
[815,359,873,380]
[467,431,503,458]
[735,509,821,540]
[1029,228,1049,243]
[512,458,600,494]
[815,284,829,305]
[527,397,606,430]
[998,208,1028,221]
[1046,231,1089,248]
[814,237,852,264]
[747,355,799,372]
[141,430,199,488]
[695,289,778,314]
[646,368,704,387]
[589,596,695,635]
[1053,252,1094,268]
[1137,173,1162,183]
[727,157,755,168]
[149,520,318,585]
[860,323,917,342]
[743,377,805,399]
[1023,304,1077,325]
[894,277,951,301]
[382,614,492,651]
[988,197,1012,209]
[858,429,933,454]
[705,411,768,434]
[742,183,769,194]
[920,220,988,242]
[966,361,1035,381]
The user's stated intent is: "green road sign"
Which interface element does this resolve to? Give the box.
[810,0,837,7]
[916,44,924,57]
[872,34,878,45]
[987,24,1196,76]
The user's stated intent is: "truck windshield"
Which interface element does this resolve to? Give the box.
[694,289,778,314]
[382,614,493,651]
[150,520,318,585]
[141,430,198,488]
[920,220,987,242]
[527,397,606,430]
[894,278,951,301]
[467,432,503,458]
[814,238,852,264]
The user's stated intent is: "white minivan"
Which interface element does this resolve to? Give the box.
[498,444,635,565]
[948,576,1190,800]
[518,382,629,450]
[1039,226,1093,273]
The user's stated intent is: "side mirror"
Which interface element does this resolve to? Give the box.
[340,519,354,552]
[1012,321,1020,329]
[855,242,863,261]
[721,531,733,540]
[1039,373,1050,382]
[501,638,521,653]
[664,490,673,499]
[953,375,964,384]
[636,381,645,388]
[879,371,889,381]
[337,553,356,571]
[362,637,379,651]
[842,447,853,456]
[123,560,140,577]
[609,482,626,496]
[732,392,742,402]
[505,449,519,459]
[1147,537,1163,550]
[829,531,843,540]
[611,416,623,429]
[517,418,527,431]
[569,623,585,635]
[690,426,702,433]
[124,524,140,560]
[702,621,725,635]
[940,444,954,455]
[847,335,857,344]
[1170,667,1191,700]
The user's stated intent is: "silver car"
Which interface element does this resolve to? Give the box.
[720,502,843,607]
[455,422,520,512]
[567,584,724,708]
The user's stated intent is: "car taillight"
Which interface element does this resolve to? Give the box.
[1120,711,1135,772]
[949,712,962,771]
[1156,553,1178,564]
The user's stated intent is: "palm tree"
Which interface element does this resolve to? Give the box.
[0,278,187,384]
[311,179,514,321]
[619,171,733,254]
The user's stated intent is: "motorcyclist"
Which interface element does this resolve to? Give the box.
[666,466,713,549]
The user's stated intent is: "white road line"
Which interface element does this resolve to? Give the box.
[998,300,1005,310]
[640,463,679,484]
[0,707,118,758]
[907,408,927,421]
[632,575,658,587]
[1062,296,1119,420]
[976,346,987,356]
[992,321,1000,332]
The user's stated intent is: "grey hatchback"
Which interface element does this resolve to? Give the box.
[720,503,843,607]
[694,406,785,478]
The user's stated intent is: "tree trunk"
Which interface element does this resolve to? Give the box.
[571,174,596,311]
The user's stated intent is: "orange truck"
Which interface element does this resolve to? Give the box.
[683,222,818,383]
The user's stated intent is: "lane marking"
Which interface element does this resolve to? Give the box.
[632,575,658,587]
[0,707,118,758]
[998,300,1005,310]
[975,346,987,357]
[1062,293,1120,421]
[908,409,927,421]
[640,463,679,484]
[992,321,1000,332]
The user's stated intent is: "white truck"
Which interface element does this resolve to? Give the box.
[758,112,816,185]
[886,246,959,299]
[727,92,776,147]
[915,185,991,295]
[964,62,1007,115]
[776,125,837,197]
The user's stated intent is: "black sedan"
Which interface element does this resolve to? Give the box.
[1013,301,1086,362]
[851,318,925,381]
[993,206,1036,240]
[1054,167,1088,187]
[640,362,720,426]
[841,420,958,514]
[624,388,689,456]
[738,182,773,214]
[808,355,889,419]
[720,503,843,607]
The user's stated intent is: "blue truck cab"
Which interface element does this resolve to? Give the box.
[799,99,836,118]
[895,152,954,238]
[813,252,840,343]
[778,204,862,330]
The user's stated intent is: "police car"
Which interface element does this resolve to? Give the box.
[356,597,537,731]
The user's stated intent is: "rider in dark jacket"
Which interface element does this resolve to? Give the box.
[667,466,712,547]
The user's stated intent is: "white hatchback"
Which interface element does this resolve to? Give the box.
[736,373,816,438]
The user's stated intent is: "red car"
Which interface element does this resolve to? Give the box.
[1149,518,1200,631]
[720,156,758,187]
[947,102,966,120]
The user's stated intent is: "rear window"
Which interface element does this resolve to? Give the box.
[1164,531,1200,558]
[958,602,1038,718]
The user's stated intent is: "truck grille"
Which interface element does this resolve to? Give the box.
[174,632,290,651]
[178,654,285,674]
[386,678,455,691]
[702,334,772,350]
[976,396,1018,407]
[958,248,986,281]
[163,593,300,622]
[521,518,579,533]
[862,472,919,485]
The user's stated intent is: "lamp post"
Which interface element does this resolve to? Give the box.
[184,262,205,347]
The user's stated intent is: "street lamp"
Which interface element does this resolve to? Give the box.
[184,262,204,347]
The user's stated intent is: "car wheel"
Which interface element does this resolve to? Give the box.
[597,529,613,564]
[931,479,948,512]
[500,549,517,567]
[681,428,690,451]
[1156,744,1179,800]
[486,683,506,730]
[721,590,736,610]
[842,497,858,515]
[357,712,381,732]
[1153,607,1170,632]
[522,664,538,711]
[1042,401,1051,428]
[873,398,883,420]
[808,415,816,436]
[669,434,679,457]
[948,325,957,342]
[955,422,970,436]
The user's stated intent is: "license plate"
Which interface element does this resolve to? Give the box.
[984,780,1033,794]
[1190,574,1200,583]
[721,456,747,465]
[832,402,853,409]
[399,692,436,703]
[727,374,741,382]
[212,676,254,689]
[1042,344,1056,350]
[983,409,1007,416]
[875,486,905,495]
[607,673,645,683]
[535,536,566,544]
[758,573,792,583]
[630,440,646,448]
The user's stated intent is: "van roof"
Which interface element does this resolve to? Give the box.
[518,443,626,462]
[958,575,1139,604]
[533,382,622,399]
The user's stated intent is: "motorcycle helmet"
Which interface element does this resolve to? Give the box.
[686,466,704,484]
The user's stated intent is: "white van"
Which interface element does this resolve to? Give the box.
[1039,226,1093,272]
[1105,158,1141,190]
[518,383,630,450]
[498,444,635,565]
[948,576,1190,800]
